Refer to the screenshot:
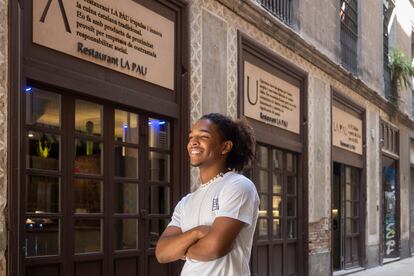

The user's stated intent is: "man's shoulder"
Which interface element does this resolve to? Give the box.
[223,172,257,192]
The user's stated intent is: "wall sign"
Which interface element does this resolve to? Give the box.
[33,0,175,90]
[332,106,363,155]
[244,61,300,134]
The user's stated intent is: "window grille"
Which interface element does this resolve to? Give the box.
[260,0,293,26]
[340,0,358,73]
[381,121,399,156]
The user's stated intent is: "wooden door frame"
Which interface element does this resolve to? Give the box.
[330,91,367,273]
[8,0,189,275]
[237,31,308,276]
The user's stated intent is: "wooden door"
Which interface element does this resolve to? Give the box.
[249,144,302,276]
[21,86,177,276]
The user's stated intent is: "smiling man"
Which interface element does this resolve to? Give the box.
[155,113,259,276]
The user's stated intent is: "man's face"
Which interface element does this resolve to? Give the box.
[187,119,224,168]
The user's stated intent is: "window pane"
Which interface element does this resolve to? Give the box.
[75,220,102,253]
[346,201,352,218]
[25,218,59,257]
[259,170,268,193]
[75,100,103,136]
[272,196,282,217]
[258,218,268,240]
[353,202,359,217]
[287,197,296,217]
[115,183,138,214]
[259,195,268,217]
[257,145,268,168]
[272,173,282,194]
[74,179,102,213]
[148,118,170,149]
[286,153,295,172]
[149,152,170,182]
[273,218,281,239]
[287,219,296,239]
[272,149,283,170]
[26,88,60,129]
[352,219,359,234]
[115,110,139,144]
[150,186,170,214]
[149,219,169,247]
[27,175,59,213]
[115,146,138,178]
[75,139,103,175]
[27,131,60,171]
[115,219,138,250]
[287,175,296,195]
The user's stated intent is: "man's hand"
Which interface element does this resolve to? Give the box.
[155,225,211,263]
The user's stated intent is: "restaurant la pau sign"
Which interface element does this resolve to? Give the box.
[244,61,300,134]
[332,106,363,155]
[33,0,175,90]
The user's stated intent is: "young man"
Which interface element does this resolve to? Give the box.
[156,113,259,275]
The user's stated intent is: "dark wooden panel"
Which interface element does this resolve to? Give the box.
[148,255,168,276]
[257,246,268,276]
[272,244,283,276]
[26,265,60,276]
[75,261,102,276]
[115,258,138,276]
[287,243,297,275]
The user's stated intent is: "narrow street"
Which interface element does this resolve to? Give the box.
[352,257,414,276]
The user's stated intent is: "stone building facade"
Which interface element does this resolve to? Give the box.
[1,0,414,275]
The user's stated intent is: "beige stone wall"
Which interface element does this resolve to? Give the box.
[0,0,6,274]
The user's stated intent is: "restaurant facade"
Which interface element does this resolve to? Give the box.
[2,0,414,275]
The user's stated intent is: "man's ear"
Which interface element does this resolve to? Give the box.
[221,140,233,155]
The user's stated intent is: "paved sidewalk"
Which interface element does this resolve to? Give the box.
[351,257,414,276]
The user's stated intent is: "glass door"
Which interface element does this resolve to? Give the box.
[21,86,174,276]
[249,144,300,276]
[332,163,361,271]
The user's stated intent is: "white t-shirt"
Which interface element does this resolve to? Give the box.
[168,171,260,276]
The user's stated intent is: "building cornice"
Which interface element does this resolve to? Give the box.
[216,0,414,129]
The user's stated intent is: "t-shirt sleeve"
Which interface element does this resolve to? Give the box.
[216,178,258,226]
[168,198,184,228]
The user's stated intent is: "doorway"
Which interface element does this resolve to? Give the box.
[332,162,362,271]
[21,86,177,276]
[248,143,303,276]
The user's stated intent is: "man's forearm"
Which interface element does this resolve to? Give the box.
[185,235,229,262]
[156,227,203,263]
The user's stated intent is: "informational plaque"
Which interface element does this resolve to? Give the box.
[332,106,363,155]
[33,0,175,90]
[244,61,300,134]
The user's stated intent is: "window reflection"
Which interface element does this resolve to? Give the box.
[148,118,170,149]
[74,179,102,213]
[75,220,102,254]
[149,152,170,182]
[27,175,59,213]
[75,100,103,136]
[26,88,61,129]
[27,131,60,171]
[115,183,138,214]
[150,186,170,214]
[25,218,59,257]
[115,219,138,250]
[115,110,139,144]
[74,139,103,175]
[114,146,138,178]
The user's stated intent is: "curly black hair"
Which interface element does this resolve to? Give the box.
[200,113,255,172]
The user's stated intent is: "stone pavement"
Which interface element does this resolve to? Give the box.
[351,257,414,276]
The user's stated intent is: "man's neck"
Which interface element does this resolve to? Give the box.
[199,166,227,184]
